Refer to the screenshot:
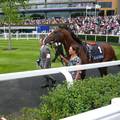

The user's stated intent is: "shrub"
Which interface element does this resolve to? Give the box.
[108,36,119,43]
[8,73,120,120]
[78,35,119,43]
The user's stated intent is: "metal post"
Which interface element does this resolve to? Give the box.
[95,5,97,18]
[95,34,97,42]
[16,32,18,40]
[85,35,87,41]
[106,35,108,43]
[119,36,120,44]
[27,33,28,40]
[86,7,87,17]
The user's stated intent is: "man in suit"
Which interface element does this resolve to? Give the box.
[38,35,56,88]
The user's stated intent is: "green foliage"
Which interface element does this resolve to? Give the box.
[0,0,28,49]
[78,35,119,43]
[10,73,120,120]
[0,0,28,24]
[113,46,120,59]
[96,35,106,42]
[0,39,120,73]
[108,36,119,43]
[86,35,95,41]
[0,39,62,73]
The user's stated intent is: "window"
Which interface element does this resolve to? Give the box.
[98,2,112,8]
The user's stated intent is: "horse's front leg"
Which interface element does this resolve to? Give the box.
[98,67,108,77]
[52,53,58,62]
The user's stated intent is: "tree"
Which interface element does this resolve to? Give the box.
[0,0,28,50]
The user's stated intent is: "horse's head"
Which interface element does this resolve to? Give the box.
[43,29,65,45]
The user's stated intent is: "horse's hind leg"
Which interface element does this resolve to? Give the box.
[81,70,86,79]
[98,67,108,77]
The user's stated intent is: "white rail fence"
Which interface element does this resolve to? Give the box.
[0,60,120,84]
[0,33,120,43]
[0,33,48,40]
[0,61,120,120]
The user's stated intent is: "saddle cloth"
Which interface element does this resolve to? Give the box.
[86,43,104,62]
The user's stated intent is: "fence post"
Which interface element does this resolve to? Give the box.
[95,34,97,41]
[60,69,73,87]
[119,36,120,44]
[85,35,87,41]
[4,33,7,40]
[16,32,18,40]
[27,33,29,40]
[106,34,108,43]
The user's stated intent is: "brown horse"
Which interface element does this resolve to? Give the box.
[43,27,117,79]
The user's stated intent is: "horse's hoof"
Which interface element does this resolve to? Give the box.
[41,84,49,88]
[52,80,56,84]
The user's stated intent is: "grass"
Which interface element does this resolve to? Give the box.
[0,39,62,74]
[0,39,120,74]
[113,46,120,59]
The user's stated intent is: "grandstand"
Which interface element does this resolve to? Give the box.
[16,0,97,18]
[0,0,120,35]
[97,0,119,16]
[0,0,119,17]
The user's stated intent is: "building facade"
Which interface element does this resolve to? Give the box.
[118,0,120,15]
[27,0,96,18]
[97,0,119,15]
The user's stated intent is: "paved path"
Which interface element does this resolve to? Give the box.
[0,66,119,114]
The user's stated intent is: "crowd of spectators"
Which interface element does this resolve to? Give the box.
[23,15,120,35]
[1,15,120,35]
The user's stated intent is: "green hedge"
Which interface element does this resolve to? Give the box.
[8,73,120,120]
[78,35,119,43]
[108,36,119,43]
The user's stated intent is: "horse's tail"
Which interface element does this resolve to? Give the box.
[114,54,117,60]
[113,53,120,67]
[113,53,118,60]
[112,47,118,60]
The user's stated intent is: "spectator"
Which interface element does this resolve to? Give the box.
[3,15,120,35]
[60,44,81,80]
[38,34,56,88]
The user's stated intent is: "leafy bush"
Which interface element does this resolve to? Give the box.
[8,73,120,120]
[78,35,119,43]
[108,36,119,43]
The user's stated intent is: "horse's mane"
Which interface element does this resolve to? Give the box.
[59,25,83,45]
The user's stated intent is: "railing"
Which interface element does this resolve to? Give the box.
[0,60,120,86]
[0,61,120,119]
[78,33,120,44]
[0,33,120,44]
[0,33,48,40]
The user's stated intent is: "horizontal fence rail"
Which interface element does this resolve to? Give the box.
[0,32,120,44]
[0,61,120,119]
[0,60,120,85]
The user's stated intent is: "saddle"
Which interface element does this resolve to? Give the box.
[86,42,104,62]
